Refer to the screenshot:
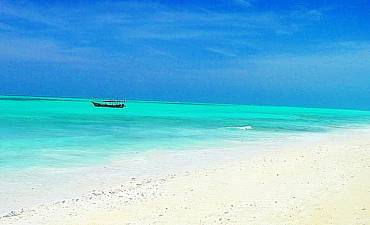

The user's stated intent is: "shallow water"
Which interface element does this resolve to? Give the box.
[1,95,370,169]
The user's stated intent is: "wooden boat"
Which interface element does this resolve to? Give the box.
[91,100,126,108]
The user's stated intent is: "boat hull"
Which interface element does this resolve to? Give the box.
[91,101,125,108]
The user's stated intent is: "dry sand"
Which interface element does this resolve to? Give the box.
[1,129,370,225]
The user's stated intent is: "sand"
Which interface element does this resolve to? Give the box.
[1,128,370,225]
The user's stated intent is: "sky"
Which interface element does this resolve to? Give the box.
[0,0,369,110]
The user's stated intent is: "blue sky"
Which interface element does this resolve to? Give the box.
[0,0,369,109]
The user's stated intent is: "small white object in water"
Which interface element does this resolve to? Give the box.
[238,125,253,130]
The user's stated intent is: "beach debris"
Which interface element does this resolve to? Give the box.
[3,209,24,218]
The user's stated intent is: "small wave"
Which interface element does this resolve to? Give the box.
[226,125,253,130]
[237,125,253,130]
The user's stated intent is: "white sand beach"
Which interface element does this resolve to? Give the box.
[1,128,370,225]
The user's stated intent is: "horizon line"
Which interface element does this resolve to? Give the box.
[1,94,369,113]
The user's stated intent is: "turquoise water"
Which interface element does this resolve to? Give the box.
[1,95,370,169]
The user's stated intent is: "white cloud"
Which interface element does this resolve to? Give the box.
[232,0,252,7]
[0,1,62,26]
[0,0,331,66]
[0,35,110,66]
[206,47,237,57]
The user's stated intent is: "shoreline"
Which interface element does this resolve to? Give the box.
[1,127,370,224]
[0,128,309,215]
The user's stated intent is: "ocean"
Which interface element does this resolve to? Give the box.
[1,95,370,170]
